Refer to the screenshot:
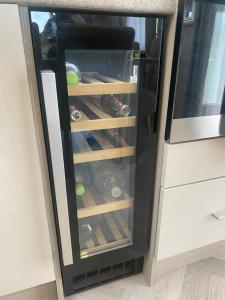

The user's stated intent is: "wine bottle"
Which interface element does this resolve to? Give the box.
[65,62,81,85]
[79,220,93,246]
[103,175,122,198]
[89,162,123,199]
[130,65,138,83]
[75,173,86,197]
[95,95,130,117]
[70,104,82,122]
[79,215,104,247]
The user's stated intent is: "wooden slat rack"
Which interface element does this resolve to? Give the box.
[77,187,133,219]
[71,99,136,132]
[76,173,133,257]
[81,238,131,258]
[68,73,137,96]
[77,199,132,218]
[80,211,132,258]
[71,116,136,132]
[73,131,135,164]
[69,72,135,258]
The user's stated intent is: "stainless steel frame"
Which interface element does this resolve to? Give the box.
[41,70,73,266]
[170,114,225,143]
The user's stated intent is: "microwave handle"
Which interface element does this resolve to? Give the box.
[41,70,73,266]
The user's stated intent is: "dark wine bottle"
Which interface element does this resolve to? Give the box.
[95,95,130,117]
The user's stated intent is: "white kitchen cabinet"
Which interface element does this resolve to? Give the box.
[156,177,225,260]
[161,138,225,188]
[0,4,54,296]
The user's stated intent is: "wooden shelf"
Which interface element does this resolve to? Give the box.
[71,116,136,132]
[81,238,131,258]
[68,73,137,96]
[80,211,132,258]
[71,99,136,132]
[78,198,133,219]
[73,131,135,164]
[74,147,134,164]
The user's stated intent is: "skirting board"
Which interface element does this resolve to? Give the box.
[0,282,57,300]
[151,240,225,285]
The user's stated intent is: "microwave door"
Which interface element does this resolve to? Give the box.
[167,0,225,143]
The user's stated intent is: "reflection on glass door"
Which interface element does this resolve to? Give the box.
[66,50,138,258]
[202,9,225,106]
[173,2,225,118]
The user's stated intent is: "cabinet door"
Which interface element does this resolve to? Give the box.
[157,177,225,260]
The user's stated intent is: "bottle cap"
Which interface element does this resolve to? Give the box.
[76,183,86,196]
[67,71,80,85]
[71,109,81,121]
[66,62,81,84]
[121,105,130,116]
[111,186,122,198]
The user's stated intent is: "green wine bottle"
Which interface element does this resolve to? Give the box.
[66,62,81,85]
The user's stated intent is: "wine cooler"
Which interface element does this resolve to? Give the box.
[30,9,163,296]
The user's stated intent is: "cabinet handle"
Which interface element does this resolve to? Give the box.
[211,210,225,220]
[41,70,73,266]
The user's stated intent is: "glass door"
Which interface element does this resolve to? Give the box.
[174,0,225,119]
[65,49,138,258]
[167,0,225,143]
[30,10,163,266]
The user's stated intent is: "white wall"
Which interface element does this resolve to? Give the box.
[0,4,55,296]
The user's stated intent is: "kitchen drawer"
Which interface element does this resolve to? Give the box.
[156,177,225,260]
[161,138,225,188]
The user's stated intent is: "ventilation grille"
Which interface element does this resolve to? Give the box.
[70,257,143,293]
[125,260,135,273]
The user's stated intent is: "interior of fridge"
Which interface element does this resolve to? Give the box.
[66,49,139,258]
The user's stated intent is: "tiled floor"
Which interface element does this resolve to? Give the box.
[2,256,225,300]
[69,257,225,300]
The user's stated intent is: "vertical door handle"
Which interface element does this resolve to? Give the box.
[41,70,73,266]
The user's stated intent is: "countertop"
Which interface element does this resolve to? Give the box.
[1,0,177,15]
